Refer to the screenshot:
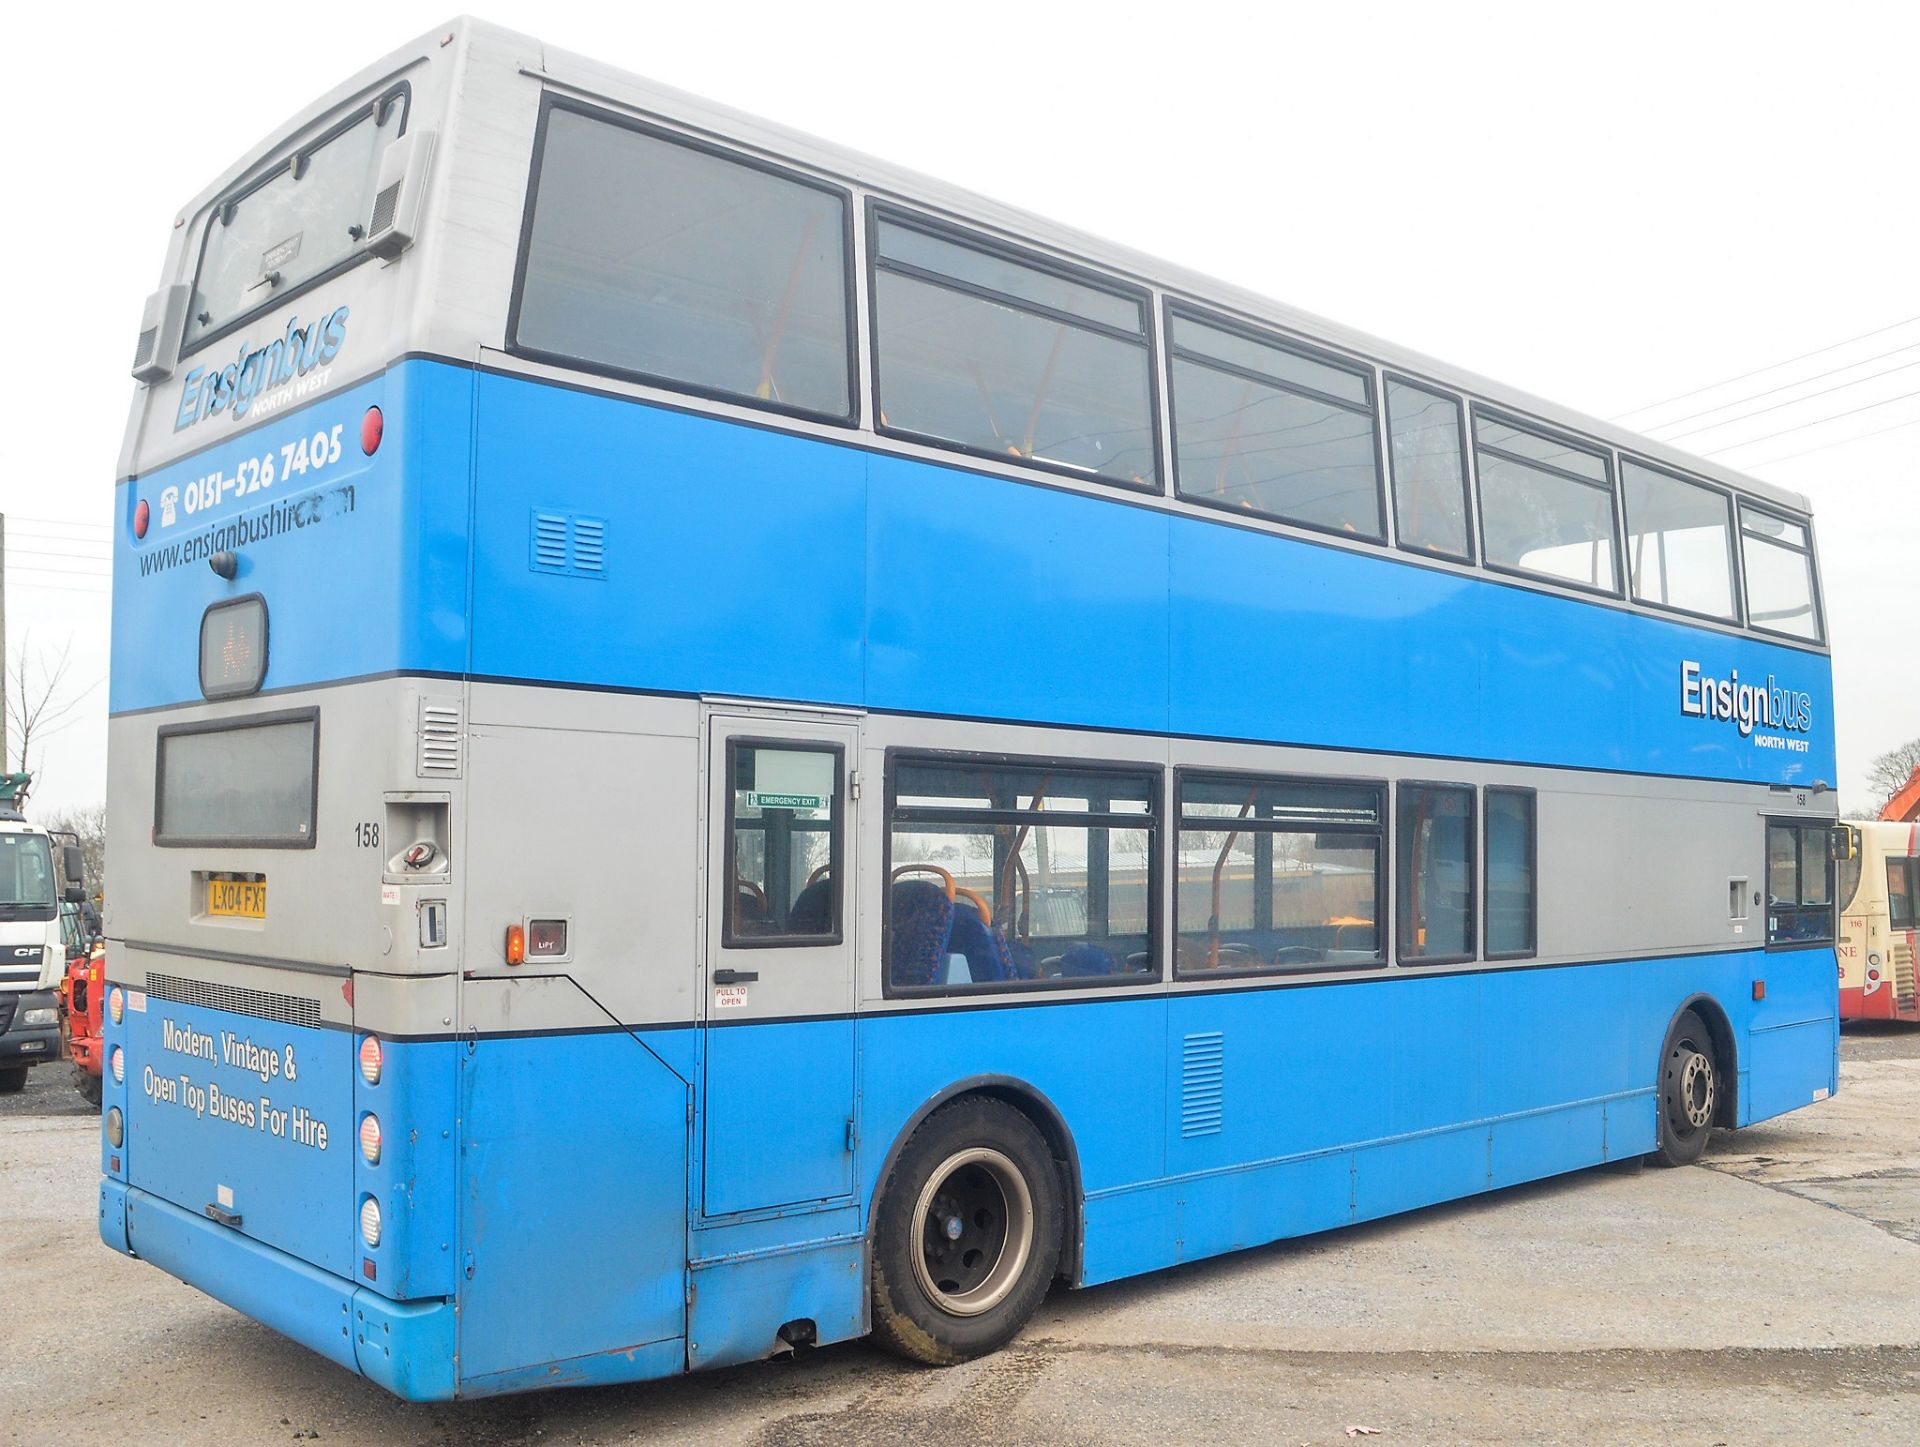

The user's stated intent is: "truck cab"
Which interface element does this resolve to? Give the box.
[0,811,73,1091]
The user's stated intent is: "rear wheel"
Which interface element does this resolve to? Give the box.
[0,1067,27,1095]
[1652,1008,1718,1167]
[870,1097,1064,1365]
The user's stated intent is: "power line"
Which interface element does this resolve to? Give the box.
[1702,384,1920,456]
[3,580,110,596]
[1643,337,1920,436]
[1655,354,1920,443]
[1612,313,1920,421]
[8,545,111,562]
[1741,412,1920,470]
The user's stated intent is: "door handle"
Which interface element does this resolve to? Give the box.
[712,968,759,985]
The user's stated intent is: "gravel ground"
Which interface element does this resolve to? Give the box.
[1,1029,1915,1444]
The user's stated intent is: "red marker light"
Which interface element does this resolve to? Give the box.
[133,499,150,539]
[361,405,384,455]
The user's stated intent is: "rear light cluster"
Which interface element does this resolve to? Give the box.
[105,1107,124,1148]
[108,988,125,1025]
[110,1047,125,1085]
[358,1037,384,1257]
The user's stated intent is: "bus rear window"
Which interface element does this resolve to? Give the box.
[184,87,408,353]
[156,714,318,848]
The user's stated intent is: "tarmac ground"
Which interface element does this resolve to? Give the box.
[2,1025,1916,1445]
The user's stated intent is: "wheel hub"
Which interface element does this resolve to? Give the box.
[911,1146,1036,1318]
[1668,1047,1716,1132]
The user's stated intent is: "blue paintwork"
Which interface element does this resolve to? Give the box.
[114,361,1833,787]
[103,943,1836,1397]
[106,359,1842,1400]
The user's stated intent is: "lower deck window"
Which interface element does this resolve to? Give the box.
[1398,784,1475,962]
[1175,774,1383,974]
[1484,788,1537,959]
[885,758,1156,991]
[1766,821,1834,945]
[155,712,318,848]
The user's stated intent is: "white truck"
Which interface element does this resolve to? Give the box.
[0,784,86,1092]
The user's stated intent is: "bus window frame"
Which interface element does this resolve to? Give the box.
[1616,453,1746,628]
[1470,404,1625,601]
[1886,854,1919,931]
[152,707,322,851]
[1383,372,1475,566]
[1170,765,1389,981]
[1394,779,1479,967]
[720,735,847,950]
[506,94,863,430]
[1482,785,1539,963]
[1163,301,1388,544]
[865,202,1164,497]
[1737,500,1827,645]
[879,747,1164,1000]
[181,81,411,362]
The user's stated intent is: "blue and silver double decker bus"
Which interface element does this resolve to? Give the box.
[101,19,1842,1400]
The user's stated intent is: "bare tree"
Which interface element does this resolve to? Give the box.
[4,635,95,788]
[1866,736,1920,815]
[40,802,106,895]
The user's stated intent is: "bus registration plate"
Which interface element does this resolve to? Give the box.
[208,879,267,919]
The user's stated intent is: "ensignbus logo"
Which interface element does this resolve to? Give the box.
[1680,659,1813,741]
[174,306,349,431]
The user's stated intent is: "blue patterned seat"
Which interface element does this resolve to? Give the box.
[888,880,957,988]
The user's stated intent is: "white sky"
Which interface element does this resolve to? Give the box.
[4,1,1916,817]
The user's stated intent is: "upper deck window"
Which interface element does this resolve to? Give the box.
[1474,413,1620,594]
[1168,310,1383,539]
[1739,504,1822,642]
[1622,461,1738,622]
[871,214,1158,488]
[185,87,408,355]
[1385,379,1472,561]
[512,103,854,423]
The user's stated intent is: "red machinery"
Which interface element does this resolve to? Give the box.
[57,922,105,1106]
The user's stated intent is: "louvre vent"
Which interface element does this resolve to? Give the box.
[571,516,605,574]
[531,512,569,572]
[132,327,159,371]
[529,510,607,579]
[145,972,322,1030]
[418,697,463,778]
[1180,1031,1225,1138]
[368,180,402,238]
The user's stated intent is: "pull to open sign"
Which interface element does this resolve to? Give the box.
[746,792,827,810]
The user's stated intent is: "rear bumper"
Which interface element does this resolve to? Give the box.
[102,1179,458,1401]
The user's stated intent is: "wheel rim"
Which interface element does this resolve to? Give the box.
[910,1146,1034,1317]
[1666,1043,1716,1133]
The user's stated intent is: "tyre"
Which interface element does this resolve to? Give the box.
[870,1096,1065,1365]
[75,1067,102,1107]
[0,1067,27,1095]
[1652,1008,1718,1167]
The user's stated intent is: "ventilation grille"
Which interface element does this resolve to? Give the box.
[368,181,402,239]
[132,326,159,371]
[1180,1031,1225,1138]
[1894,939,1916,1005]
[529,510,608,579]
[418,697,463,778]
[145,972,322,1030]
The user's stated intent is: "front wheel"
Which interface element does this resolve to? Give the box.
[1652,1008,1718,1167]
[0,1067,27,1095]
[870,1097,1064,1365]
[74,1067,102,1107]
